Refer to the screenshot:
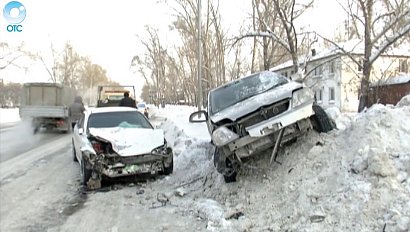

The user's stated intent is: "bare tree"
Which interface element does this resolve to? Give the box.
[37,41,61,83]
[57,43,82,88]
[339,0,410,111]
[131,0,229,105]
[131,26,168,105]
[236,0,314,72]
[0,42,36,73]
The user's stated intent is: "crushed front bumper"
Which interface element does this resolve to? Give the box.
[89,151,173,178]
[226,102,314,158]
[245,101,314,137]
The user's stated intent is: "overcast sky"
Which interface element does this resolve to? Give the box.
[0,0,346,89]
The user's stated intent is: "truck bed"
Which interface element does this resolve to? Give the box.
[19,106,68,118]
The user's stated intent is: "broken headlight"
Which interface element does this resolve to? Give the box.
[292,88,313,108]
[151,143,172,157]
[212,126,239,146]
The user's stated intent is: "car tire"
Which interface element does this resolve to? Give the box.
[81,155,91,185]
[161,156,174,175]
[311,104,335,133]
[72,140,78,162]
[214,148,238,183]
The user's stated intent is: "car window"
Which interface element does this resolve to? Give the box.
[87,111,152,129]
[209,71,288,115]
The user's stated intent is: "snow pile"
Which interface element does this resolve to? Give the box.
[397,94,410,107]
[154,99,410,231]
[0,108,20,125]
[325,106,355,130]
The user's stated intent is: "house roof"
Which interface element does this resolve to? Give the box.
[271,39,410,72]
[372,74,410,86]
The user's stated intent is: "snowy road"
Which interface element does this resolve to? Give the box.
[0,117,208,232]
[0,122,66,162]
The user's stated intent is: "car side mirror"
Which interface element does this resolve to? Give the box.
[78,128,84,135]
[189,110,208,123]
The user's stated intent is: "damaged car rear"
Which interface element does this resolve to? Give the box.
[190,71,334,183]
[72,107,173,189]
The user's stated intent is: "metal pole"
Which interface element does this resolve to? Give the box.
[89,75,92,105]
[197,0,203,111]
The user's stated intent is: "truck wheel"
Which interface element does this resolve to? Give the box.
[311,104,335,133]
[214,148,238,183]
[72,141,78,162]
[81,155,91,185]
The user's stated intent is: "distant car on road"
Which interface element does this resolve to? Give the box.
[71,107,173,189]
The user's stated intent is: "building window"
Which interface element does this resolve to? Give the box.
[329,61,335,74]
[329,87,335,102]
[399,59,408,73]
[282,71,288,77]
[315,89,323,102]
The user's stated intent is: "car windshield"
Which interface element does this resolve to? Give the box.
[87,111,152,129]
[209,71,288,115]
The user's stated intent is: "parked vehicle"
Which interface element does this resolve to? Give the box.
[96,85,136,107]
[72,107,173,189]
[19,82,76,133]
[189,71,334,182]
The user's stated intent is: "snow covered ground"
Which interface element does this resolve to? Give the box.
[149,97,410,231]
[1,97,409,231]
[0,108,20,125]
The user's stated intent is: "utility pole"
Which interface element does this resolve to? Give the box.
[197,0,203,111]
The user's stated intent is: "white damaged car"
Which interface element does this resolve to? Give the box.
[190,71,334,182]
[72,107,173,189]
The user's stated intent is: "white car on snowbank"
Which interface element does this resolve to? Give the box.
[71,107,173,189]
[190,71,334,182]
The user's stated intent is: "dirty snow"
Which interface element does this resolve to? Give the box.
[1,96,410,231]
[150,96,410,231]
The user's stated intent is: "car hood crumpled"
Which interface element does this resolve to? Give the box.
[89,128,165,157]
[210,81,302,123]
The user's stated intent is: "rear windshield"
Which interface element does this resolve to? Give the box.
[209,71,288,115]
[88,111,152,129]
[137,103,146,108]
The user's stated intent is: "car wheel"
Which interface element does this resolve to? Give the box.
[161,156,173,175]
[214,148,238,183]
[310,104,335,133]
[72,140,78,162]
[80,155,91,185]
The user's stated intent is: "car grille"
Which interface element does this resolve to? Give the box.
[239,99,290,128]
[119,154,161,165]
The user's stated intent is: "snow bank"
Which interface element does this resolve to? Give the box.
[156,101,410,231]
[0,108,20,125]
